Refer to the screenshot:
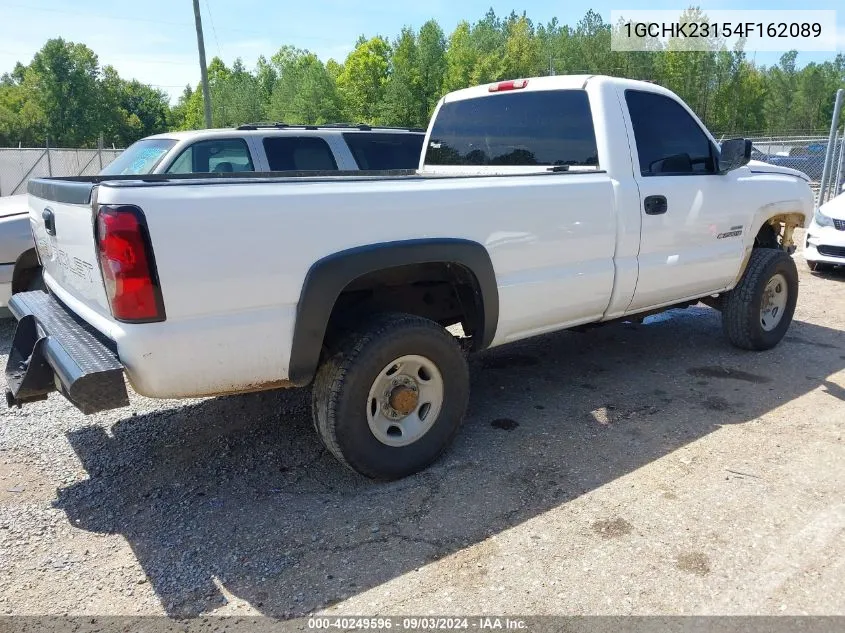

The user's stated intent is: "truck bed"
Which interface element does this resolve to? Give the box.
[27,167,596,202]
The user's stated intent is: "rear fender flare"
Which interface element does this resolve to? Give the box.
[288,238,499,385]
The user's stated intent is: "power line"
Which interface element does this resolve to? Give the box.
[203,0,223,57]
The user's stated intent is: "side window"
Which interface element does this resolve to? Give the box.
[342,133,424,170]
[166,139,254,174]
[263,137,338,171]
[167,147,193,174]
[625,90,716,176]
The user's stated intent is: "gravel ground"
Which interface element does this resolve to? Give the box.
[1,241,843,617]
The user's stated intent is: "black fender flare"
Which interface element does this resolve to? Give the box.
[288,238,499,385]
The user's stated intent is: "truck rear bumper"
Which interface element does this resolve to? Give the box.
[4,291,129,414]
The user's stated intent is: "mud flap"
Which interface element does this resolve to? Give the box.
[5,314,53,406]
[4,291,129,414]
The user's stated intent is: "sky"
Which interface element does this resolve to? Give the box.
[1,0,843,103]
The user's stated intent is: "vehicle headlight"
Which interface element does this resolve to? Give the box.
[814,208,834,227]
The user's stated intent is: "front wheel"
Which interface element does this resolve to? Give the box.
[311,313,470,480]
[722,249,798,351]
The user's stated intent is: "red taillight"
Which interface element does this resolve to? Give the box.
[488,79,528,92]
[96,205,165,322]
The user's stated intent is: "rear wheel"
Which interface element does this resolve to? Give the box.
[311,313,469,480]
[722,249,798,350]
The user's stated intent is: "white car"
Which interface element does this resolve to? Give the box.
[805,192,845,271]
[0,125,425,311]
[8,75,814,479]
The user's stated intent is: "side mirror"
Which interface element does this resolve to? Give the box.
[719,138,752,173]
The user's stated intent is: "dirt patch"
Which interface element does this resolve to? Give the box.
[591,517,633,539]
[676,551,712,576]
[491,418,519,431]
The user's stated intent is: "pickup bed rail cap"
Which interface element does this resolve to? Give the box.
[26,168,608,201]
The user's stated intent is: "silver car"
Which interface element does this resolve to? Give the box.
[0,194,41,313]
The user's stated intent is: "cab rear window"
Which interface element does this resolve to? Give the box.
[425,90,599,167]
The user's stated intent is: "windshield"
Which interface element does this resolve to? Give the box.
[99,138,177,175]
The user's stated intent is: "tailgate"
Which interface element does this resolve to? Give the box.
[28,179,111,317]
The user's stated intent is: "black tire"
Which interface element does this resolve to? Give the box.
[12,265,44,295]
[311,313,469,480]
[722,249,798,351]
[27,268,45,292]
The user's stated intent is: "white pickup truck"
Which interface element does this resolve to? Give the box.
[6,75,814,480]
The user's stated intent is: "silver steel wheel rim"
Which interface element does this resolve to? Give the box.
[366,354,444,447]
[760,273,788,332]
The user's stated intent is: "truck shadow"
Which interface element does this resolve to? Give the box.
[809,266,845,282]
[53,306,845,617]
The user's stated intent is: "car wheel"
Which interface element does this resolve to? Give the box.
[311,313,469,480]
[722,249,798,351]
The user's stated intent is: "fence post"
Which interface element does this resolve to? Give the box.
[98,133,104,171]
[45,136,53,177]
[828,131,840,201]
[818,89,844,206]
[834,132,845,199]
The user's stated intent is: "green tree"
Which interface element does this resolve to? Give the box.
[25,38,102,146]
[381,28,421,126]
[416,20,447,121]
[501,16,540,79]
[469,9,506,83]
[337,36,391,123]
[100,66,170,144]
[764,51,799,131]
[255,55,277,107]
[269,49,341,124]
[442,21,477,93]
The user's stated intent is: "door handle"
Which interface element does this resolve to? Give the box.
[42,208,56,235]
[644,195,668,215]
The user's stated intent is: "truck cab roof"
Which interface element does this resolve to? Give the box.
[441,74,670,104]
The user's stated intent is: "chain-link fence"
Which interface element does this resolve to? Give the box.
[2,133,844,202]
[737,133,844,203]
[0,146,124,197]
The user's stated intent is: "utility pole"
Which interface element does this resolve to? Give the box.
[192,0,213,128]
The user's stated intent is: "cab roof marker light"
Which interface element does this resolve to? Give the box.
[489,79,528,92]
